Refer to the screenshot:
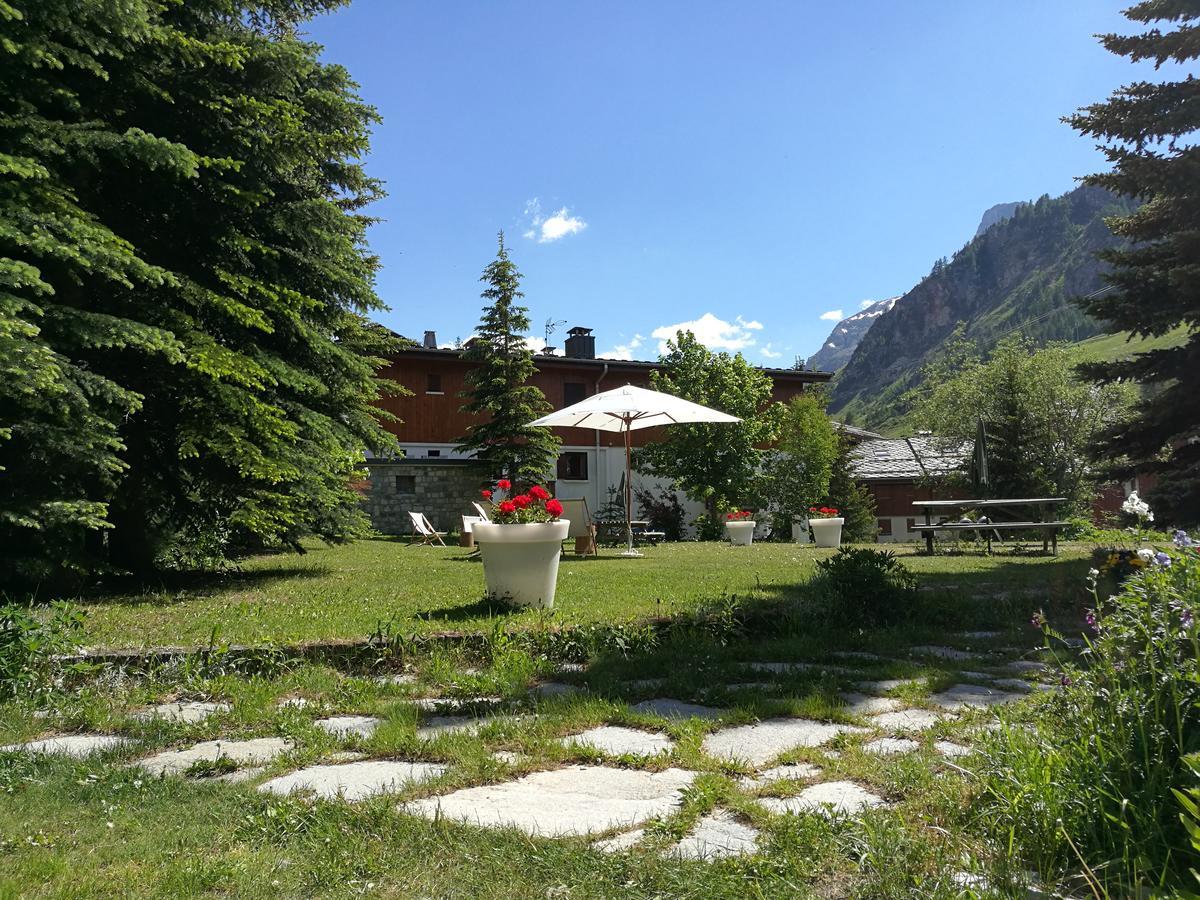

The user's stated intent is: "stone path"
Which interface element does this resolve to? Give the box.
[702,718,863,766]
[260,760,445,801]
[739,763,821,789]
[758,781,884,817]
[132,701,229,724]
[863,737,919,756]
[632,698,725,720]
[315,715,380,739]
[670,811,759,859]
[592,828,645,853]
[908,645,979,661]
[563,726,673,757]
[839,692,903,715]
[928,684,1021,711]
[0,734,132,758]
[403,765,696,836]
[870,709,952,732]
[137,737,292,776]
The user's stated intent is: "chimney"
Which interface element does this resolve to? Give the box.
[564,326,595,359]
[541,346,557,356]
[423,330,437,349]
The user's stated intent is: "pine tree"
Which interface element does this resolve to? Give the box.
[456,234,560,488]
[1066,0,1200,526]
[826,433,878,544]
[0,1,402,582]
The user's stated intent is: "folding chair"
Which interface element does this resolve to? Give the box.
[557,498,598,556]
[471,502,492,522]
[407,511,447,547]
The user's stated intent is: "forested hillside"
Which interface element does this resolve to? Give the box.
[830,185,1136,431]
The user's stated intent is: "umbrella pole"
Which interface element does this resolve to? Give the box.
[624,424,634,555]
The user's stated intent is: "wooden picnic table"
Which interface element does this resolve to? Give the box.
[913,497,1069,555]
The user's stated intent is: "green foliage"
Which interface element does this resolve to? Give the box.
[826,433,878,543]
[636,330,781,514]
[830,185,1137,432]
[809,547,918,626]
[456,234,560,488]
[910,334,1135,511]
[1066,2,1200,527]
[0,602,88,701]
[762,391,838,536]
[689,513,726,542]
[978,551,1200,891]
[633,487,687,542]
[0,0,403,583]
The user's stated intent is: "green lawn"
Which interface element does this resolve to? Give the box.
[71,539,1093,650]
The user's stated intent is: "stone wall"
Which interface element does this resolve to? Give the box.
[364,460,483,535]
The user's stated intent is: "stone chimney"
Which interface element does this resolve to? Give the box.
[423,330,437,349]
[564,326,595,359]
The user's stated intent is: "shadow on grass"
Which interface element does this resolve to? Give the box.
[416,596,519,623]
[65,565,333,608]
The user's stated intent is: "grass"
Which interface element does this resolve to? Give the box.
[61,539,1094,651]
[1,603,1066,898]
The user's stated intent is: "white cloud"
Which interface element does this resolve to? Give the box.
[760,343,782,359]
[523,336,560,355]
[651,313,763,353]
[522,197,587,244]
[819,309,844,321]
[600,334,643,361]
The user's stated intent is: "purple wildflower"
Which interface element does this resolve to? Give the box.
[1155,551,1172,567]
[1183,609,1195,629]
[1030,612,1046,629]
[1085,609,1098,633]
[1060,674,1072,687]
[1174,530,1196,548]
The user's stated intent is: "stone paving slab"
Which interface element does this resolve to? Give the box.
[744,661,854,675]
[315,716,380,739]
[374,673,417,686]
[669,811,759,860]
[417,716,486,740]
[563,726,674,757]
[831,651,885,661]
[870,709,952,733]
[490,750,525,765]
[592,828,645,853]
[531,682,582,698]
[211,765,266,784]
[1,734,132,758]
[934,741,972,758]
[137,737,293,776]
[928,684,1021,711]
[738,763,821,789]
[623,678,667,691]
[991,678,1040,693]
[862,737,919,756]
[632,698,725,720]
[260,760,446,801]
[908,645,978,661]
[702,718,863,766]
[131,701,230,724]
[839,692,903,715]
[758,781,884,817]
[1006,660,1048,673]
[402,765,697,836]
[958,631,1004,639]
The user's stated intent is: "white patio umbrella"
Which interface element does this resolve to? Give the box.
[528,384,740,556]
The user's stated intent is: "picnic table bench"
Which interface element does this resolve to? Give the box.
[913,497,1069,555]
[595,519,666,547]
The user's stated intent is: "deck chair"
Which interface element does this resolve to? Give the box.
[471,502,492,522]
[557,498,598,556]
[407,511,447,547]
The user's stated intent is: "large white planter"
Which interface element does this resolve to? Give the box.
[810,517,844,548]
[725,521,757,546]
[472,520,570,609]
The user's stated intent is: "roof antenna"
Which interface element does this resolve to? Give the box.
[544,317,567,348]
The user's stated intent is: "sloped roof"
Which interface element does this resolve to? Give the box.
[849,435,969,481]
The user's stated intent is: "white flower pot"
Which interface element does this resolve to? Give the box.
[472,520,570,609]
[791,519,809,543]
[809,517,844,548]
[725,521,756,546]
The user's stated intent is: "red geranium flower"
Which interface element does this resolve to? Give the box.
[498,500,516,514]
[513,494,532,509]
[726,512,734,520]
[496,479,511,491]
[481,489,492,500]
[546,499,563,518]
[529,485,550,500]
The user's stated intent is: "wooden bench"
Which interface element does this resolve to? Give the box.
[913,497,1068,556]
[595,520,666,548]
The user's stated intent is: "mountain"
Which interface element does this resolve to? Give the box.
[975,201,1025,236]
[829,185,1137,432]
[806,296,901,372]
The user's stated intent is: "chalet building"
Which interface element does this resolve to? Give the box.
[365,326,831,534]
[847,435,969,542]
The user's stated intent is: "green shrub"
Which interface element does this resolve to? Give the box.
[976,550,1200,893]
[0,602,89,701]
[809,547,918,626]
[634,487,687,542]
[690,514,726,542]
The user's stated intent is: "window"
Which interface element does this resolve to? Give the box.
[563,381,586,407]
[394,474,416,493]
[877,518,893,537]
[426,373,442,394]
[557,452,588,481]
[427,449,441,458]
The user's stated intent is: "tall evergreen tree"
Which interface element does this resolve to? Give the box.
[456,234,560,487]
[1067,0,1200,525]
[0,0,401,583]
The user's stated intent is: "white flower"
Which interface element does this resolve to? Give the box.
[1137,548,1155,562]
[1088,568,1100,578]
[1122,491,1152,519]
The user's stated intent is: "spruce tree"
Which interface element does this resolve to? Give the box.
[0,1,402,583]
[1067,0,1200,525]
[456,234,560,488]
[826,434,878,544]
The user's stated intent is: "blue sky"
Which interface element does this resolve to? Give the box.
[308,1,1153,366]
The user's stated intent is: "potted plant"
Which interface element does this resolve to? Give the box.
[724,509,757,546]
[472,480,569,609]
[808,506,844,548]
